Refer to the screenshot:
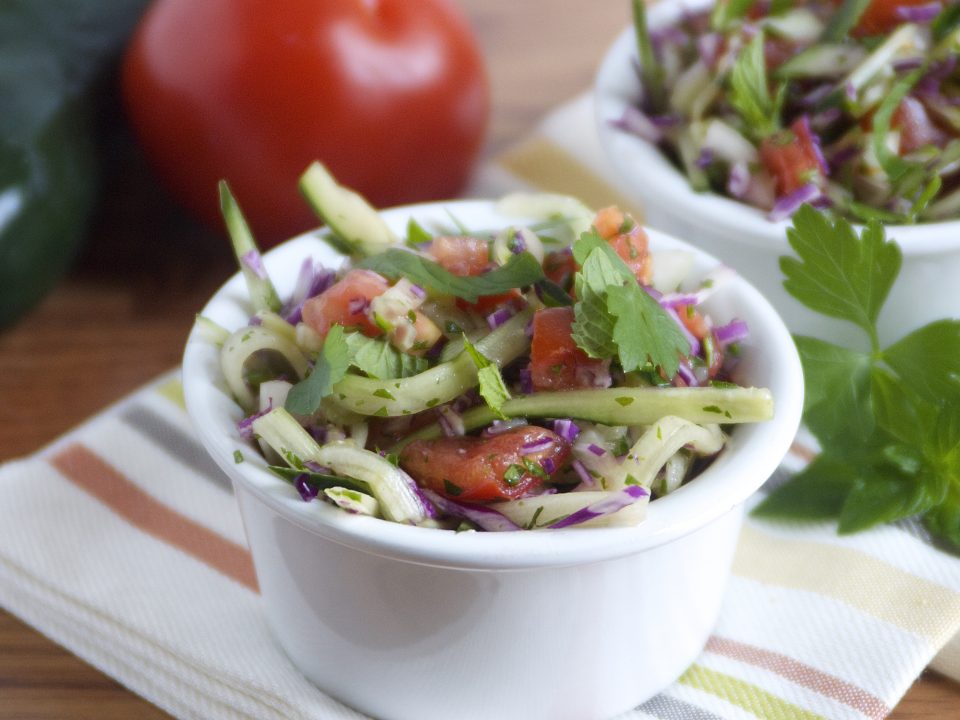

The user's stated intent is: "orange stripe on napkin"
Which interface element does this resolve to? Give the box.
[50,443,258,593]
[706,636,890,719]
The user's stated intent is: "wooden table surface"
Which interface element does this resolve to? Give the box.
[0,1,957,718]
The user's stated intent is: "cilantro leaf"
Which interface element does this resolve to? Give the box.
[780,207,901,347]
[285,325,351,415]
[357,249,545,303]
[461,335,511,419]
[343,333,427,380]
[882,320,960,404]
[728,31,781,139]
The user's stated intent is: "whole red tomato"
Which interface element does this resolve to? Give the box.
[123,0,490,245]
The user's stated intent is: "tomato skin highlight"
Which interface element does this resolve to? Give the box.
[122,0,490,246]
[399,426,571,501]
[760,117,827,197]
[302,269,388,340]
[529,307,608,391]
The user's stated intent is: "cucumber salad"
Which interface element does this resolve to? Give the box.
[201,162,773,531]
[621,0,960,223]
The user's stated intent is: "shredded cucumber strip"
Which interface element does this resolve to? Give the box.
[329,308,533,417]
[252,408,428,524]
[219,181,281,313]
[390,386,773,450]
[613,416,725,490]
[221,326,310,412]
[492,490,649,529]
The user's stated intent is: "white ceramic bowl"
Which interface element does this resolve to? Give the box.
[594,0,960,350]
[182,199,803,720]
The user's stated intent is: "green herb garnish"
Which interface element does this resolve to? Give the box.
[570,231,689,378]
[285,325,351,415]
[754,206,960,550]
[461,334,512,419]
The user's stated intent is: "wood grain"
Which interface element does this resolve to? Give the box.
[0,0,956,717]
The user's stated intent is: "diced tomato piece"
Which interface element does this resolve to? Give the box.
[428,235,490,276]
[894,96,948,154]
[609,226,652,284]
[855,0,942,36]
[593,206,652,284]
[593,206,626,239]
[399,426,571,501]
[529,307,608,391]
[760,117,827,197]
[301,269,388,339]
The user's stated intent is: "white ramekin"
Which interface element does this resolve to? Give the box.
[594,0,960,350]
[182,199,803,720]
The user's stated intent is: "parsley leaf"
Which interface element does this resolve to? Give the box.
[284,325,351,415]
[343,333,427,380]
[461,335,511,419]
[608,283,686,378]
[570,232,688,376]
[794,335,874,444]
[780,206,901,347]
[756,210,960,552]
[882,320,960,404]
[357,249,545,303]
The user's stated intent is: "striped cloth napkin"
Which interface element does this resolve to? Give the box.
[0,95,958,720]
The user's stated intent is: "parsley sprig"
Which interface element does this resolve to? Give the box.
[570,230,689,378]
[754,206,960,551]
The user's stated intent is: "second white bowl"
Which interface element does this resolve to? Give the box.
[594,0,960,350]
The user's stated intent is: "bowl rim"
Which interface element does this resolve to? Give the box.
[592,0,960,258]
[182,198,803,571]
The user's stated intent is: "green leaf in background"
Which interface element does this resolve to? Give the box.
[285,325,351,415]
[760,208,960,552]
[754,455,858,520]
[0,0,153,327]
[837,468,938,535]
[357,249,545,303]
[793,335,874,444]
[882,320,960,403]
[780,207,901,347]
